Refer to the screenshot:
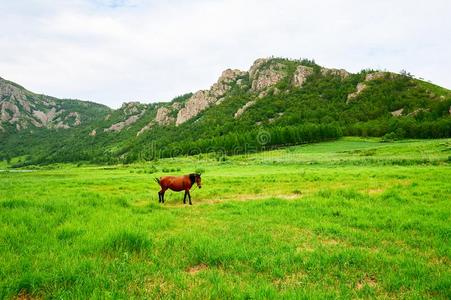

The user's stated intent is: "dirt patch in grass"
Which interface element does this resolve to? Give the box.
[274,271,308,289]
[296,244,315,253]
[356,275,377,290]
[367,188,385,195]
[15,290,38,300]
[187,263,208,275]
[428,255,450,266]
[131,199,150,207]
[160,194,302,207]
[213,193,302,203]
[142,277,175,295]
[321,238,340,246]
[237,193,301,201]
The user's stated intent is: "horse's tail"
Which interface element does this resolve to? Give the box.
[154,177,160,185]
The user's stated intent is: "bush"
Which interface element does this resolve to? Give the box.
[381,132,398,142]
[148,165,158,174]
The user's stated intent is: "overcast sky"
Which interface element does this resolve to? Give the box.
[1,0,450,108]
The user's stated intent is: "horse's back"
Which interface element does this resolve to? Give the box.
[159,175,188,191]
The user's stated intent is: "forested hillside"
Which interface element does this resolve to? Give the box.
[1,57,450,166]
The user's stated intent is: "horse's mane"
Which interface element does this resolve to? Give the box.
[188,173,200,184]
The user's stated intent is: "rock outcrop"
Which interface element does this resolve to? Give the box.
[104,114,142,132]
[174,58,321,125]
[365,72,386,81]
[250,60,285,92]
[137,123,153,136]
[249,58,268,79]
[347,83,367,103]
[176,91,216,125]
[137,102,181,135]
[155,107,174,126]
[171,102,183,110]
[210,69,246,98]
[69,112,81,126]
[347,71,388,103]
[407,108,429,117]
[234,100,256,118]
[321,68,350,78]
[391,108,404,116]
[0,77,107,131]
[32,108,58,126]
[175,69,246,125]
[292,65,314,87]
[104,102,148,133]
[121,102,141,115]
[1,102,21,123]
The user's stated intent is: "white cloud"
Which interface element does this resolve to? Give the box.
[1,0,450,108]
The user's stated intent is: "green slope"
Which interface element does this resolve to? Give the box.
[0,58,450,166]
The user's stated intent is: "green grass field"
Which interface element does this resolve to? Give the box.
[0,138,450,299]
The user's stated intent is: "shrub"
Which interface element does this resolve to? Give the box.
[381,132,398,142]
[148,165,158,174]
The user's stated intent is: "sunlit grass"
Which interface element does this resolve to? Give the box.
[0,138,450,299]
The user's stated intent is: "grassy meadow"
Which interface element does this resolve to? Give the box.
[0,137,450,299]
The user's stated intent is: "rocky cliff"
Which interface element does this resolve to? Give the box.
[175,69,246,125]
[0,57,353,136]
[0,77,109,132]
[104,102,147,132]
[142,58,318,128]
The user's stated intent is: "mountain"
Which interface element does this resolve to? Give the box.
[1,57,450,166]
[0,77,110,132]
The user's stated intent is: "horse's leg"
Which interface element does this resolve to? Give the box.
[187,190,192,205]
[183,191,187,205]
[159,188,167,203]
[161,190,166,203]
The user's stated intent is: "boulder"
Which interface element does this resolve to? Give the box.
[391,108,404,116]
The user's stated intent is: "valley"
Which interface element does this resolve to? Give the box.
[0,138,449,298]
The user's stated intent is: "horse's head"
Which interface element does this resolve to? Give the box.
[189,173,202,189]
[195,173,202,189]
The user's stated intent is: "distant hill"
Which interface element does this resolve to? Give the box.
[1,57,450,166]
[0,76,111,132]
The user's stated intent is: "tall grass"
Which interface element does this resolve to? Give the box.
[0,138,449,298]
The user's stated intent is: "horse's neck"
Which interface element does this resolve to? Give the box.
[185,176,194,188]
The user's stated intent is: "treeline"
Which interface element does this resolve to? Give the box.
[126,123,342,161]
[345,117,451,139]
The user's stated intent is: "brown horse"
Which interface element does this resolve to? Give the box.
[155,173,202,205]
